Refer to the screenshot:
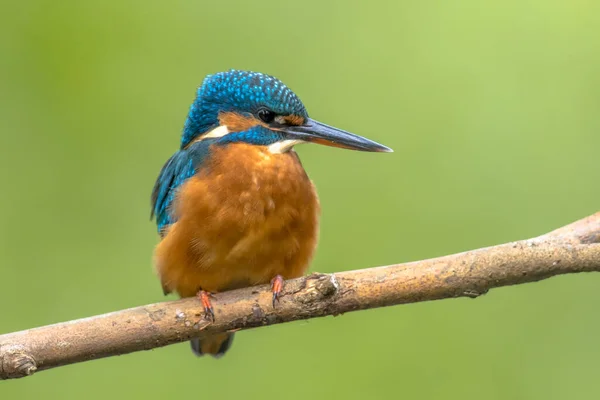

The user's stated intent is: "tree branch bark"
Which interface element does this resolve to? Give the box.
[2,212,600,380]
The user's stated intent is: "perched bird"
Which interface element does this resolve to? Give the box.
[151,69,391,358]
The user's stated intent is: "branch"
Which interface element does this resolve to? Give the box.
[2,213,600,380]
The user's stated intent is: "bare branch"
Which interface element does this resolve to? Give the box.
[1,212,599,380]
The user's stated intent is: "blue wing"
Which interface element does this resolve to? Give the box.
[151,140,215,234]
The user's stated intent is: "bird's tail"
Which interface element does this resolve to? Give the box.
[190,333,235,358]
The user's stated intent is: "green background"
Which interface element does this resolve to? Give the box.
[1,1,599,399]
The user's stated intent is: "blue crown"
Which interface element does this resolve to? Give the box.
[181,70,308,148]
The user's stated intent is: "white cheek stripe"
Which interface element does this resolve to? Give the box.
[268,139,304,154]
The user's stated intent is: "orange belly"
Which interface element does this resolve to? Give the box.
[154,143,320,297]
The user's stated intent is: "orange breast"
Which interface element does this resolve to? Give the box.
[154,143,320,297]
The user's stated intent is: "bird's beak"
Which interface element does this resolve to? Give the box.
[281,118,393,153]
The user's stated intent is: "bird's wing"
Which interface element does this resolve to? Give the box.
[150,140,215,235]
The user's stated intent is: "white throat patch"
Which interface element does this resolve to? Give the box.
[268,139,304,154]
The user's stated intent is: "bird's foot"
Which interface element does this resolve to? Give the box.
[270,275,284,308]
[196,290,215,322]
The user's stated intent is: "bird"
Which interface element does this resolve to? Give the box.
[151,69,391,358]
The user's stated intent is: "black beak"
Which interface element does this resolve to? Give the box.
[281,118,393,153]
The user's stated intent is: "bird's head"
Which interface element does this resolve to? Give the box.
[180,69,392,153]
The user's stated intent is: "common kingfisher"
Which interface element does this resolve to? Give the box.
[151,69,391,358]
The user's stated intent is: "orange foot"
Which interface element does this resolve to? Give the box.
[196,290,215,322]
[270,275,284,308]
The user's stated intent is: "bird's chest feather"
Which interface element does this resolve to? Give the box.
[154,143,320,296]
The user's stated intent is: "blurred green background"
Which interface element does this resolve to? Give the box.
[1,0,599,398]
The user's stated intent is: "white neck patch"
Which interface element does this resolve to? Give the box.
[201,125,230,139]
[268,139,304,154]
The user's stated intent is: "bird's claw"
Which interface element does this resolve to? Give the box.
[270,275,284,308]
[197,290,215,322]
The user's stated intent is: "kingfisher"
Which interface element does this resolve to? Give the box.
[151,69,391,358]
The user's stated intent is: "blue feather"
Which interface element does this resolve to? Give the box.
[153,70,310,232]
[181,69,308,149]
[151,139,215,233]
[218,125,283,146]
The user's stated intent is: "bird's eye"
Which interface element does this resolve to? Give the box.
[257,108,276,123]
